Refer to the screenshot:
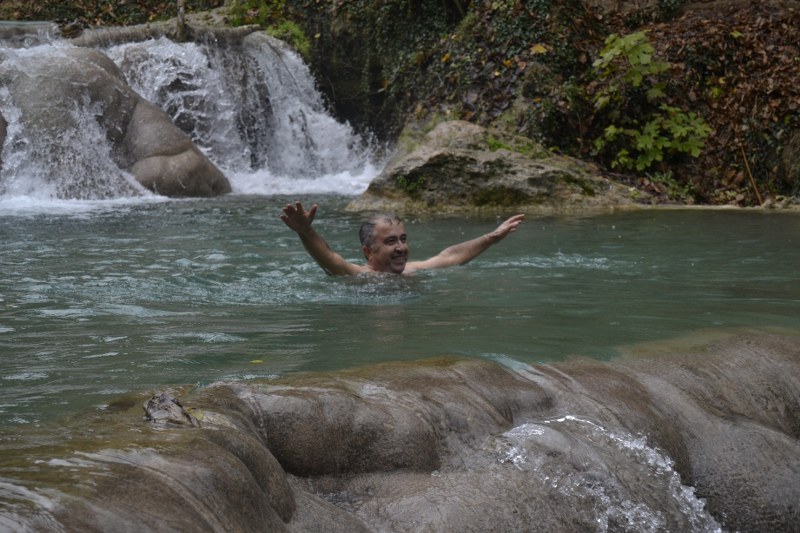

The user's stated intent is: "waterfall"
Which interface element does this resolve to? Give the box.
[0,29,382,203]
[0,45,150,202]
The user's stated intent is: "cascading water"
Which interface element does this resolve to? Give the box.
[104,33,380,193]
[492,417,722,532]
[0,30,382,203]
[0,46,150,201]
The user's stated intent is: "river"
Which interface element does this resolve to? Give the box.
[2,197,798,428]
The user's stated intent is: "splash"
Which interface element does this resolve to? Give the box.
[0,87,148,200]
[493,417,723,533]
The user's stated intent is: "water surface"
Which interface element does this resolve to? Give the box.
[1,196,799,427]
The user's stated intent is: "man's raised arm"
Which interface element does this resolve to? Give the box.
[405,214,525,272]
[280,202,364,276]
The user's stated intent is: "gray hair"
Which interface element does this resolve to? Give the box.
[359,213,402,248]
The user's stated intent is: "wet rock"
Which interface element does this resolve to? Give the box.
[0,21,60,48]
[347,120,645,214]
[232,357,551,476]
[0,46,230,197]
[143,391,201,427]
[2,334,799,532]
[124,98,231,196]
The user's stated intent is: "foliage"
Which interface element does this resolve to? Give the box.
[646,170,693,202]
[395,174,426,195]
[266,20,310,58]
[1,0,224,26]
[646,1,800,203]
[227,0,285,27]
[594,105,712,171]
[293,0,601,142]
[591,31,670,112]
[590,31,711,173]
[656,0,686,18]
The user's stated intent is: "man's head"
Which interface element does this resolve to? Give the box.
[359,214,408,274]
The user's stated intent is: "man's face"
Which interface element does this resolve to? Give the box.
[364,220,408,274]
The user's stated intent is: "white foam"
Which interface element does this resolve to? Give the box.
[0,195,167,218]
[228,162,381,196]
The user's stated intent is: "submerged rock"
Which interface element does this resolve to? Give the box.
[347,120,646,214]
[1,333,798,531]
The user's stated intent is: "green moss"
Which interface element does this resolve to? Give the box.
[560,175,596,196]
[473,187,530,206]
[485,133,548,159]
[267,20,310,58]
[227,0,285,27]
[395,174,427,195]
[395,115,448,154]
[486,135,513,152]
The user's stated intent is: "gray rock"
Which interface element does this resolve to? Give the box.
[3,334,799,532]
[143,391,201,427]
[0,47,230,197]
[348,120,645,214]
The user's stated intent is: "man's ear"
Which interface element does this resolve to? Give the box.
[362,244,372,260]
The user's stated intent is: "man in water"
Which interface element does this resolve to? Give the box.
[281,201,525,276]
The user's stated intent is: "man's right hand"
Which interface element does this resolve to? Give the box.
[280,201,318,235]
[280,201,364,276]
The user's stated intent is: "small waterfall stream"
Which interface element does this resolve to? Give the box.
[105,34,378,183]
[0,28,382,201]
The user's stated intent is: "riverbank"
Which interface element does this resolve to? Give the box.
[3,1,799,209]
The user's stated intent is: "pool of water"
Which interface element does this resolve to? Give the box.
[1,195,799,427]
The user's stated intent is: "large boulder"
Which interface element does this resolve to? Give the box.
[0,46,230,197]
[347,120,645,214]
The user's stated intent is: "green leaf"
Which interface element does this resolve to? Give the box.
[646,86,665,101]
[594,94,611,110]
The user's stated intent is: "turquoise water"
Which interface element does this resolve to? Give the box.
[1,195,799,427]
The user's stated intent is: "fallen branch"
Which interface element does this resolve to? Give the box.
[740,145,763,205]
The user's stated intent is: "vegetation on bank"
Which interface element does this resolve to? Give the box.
[4,0,799,207]
[0,0,224,26]
[287,0,799,206]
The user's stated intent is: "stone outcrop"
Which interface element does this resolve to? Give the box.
[347,120,645,214]
[2,334,798,531]
[0,44,230,197]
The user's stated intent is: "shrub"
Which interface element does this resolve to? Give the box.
[227,0,285,27]
[590,31,712,172]
[267,20,310,58]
